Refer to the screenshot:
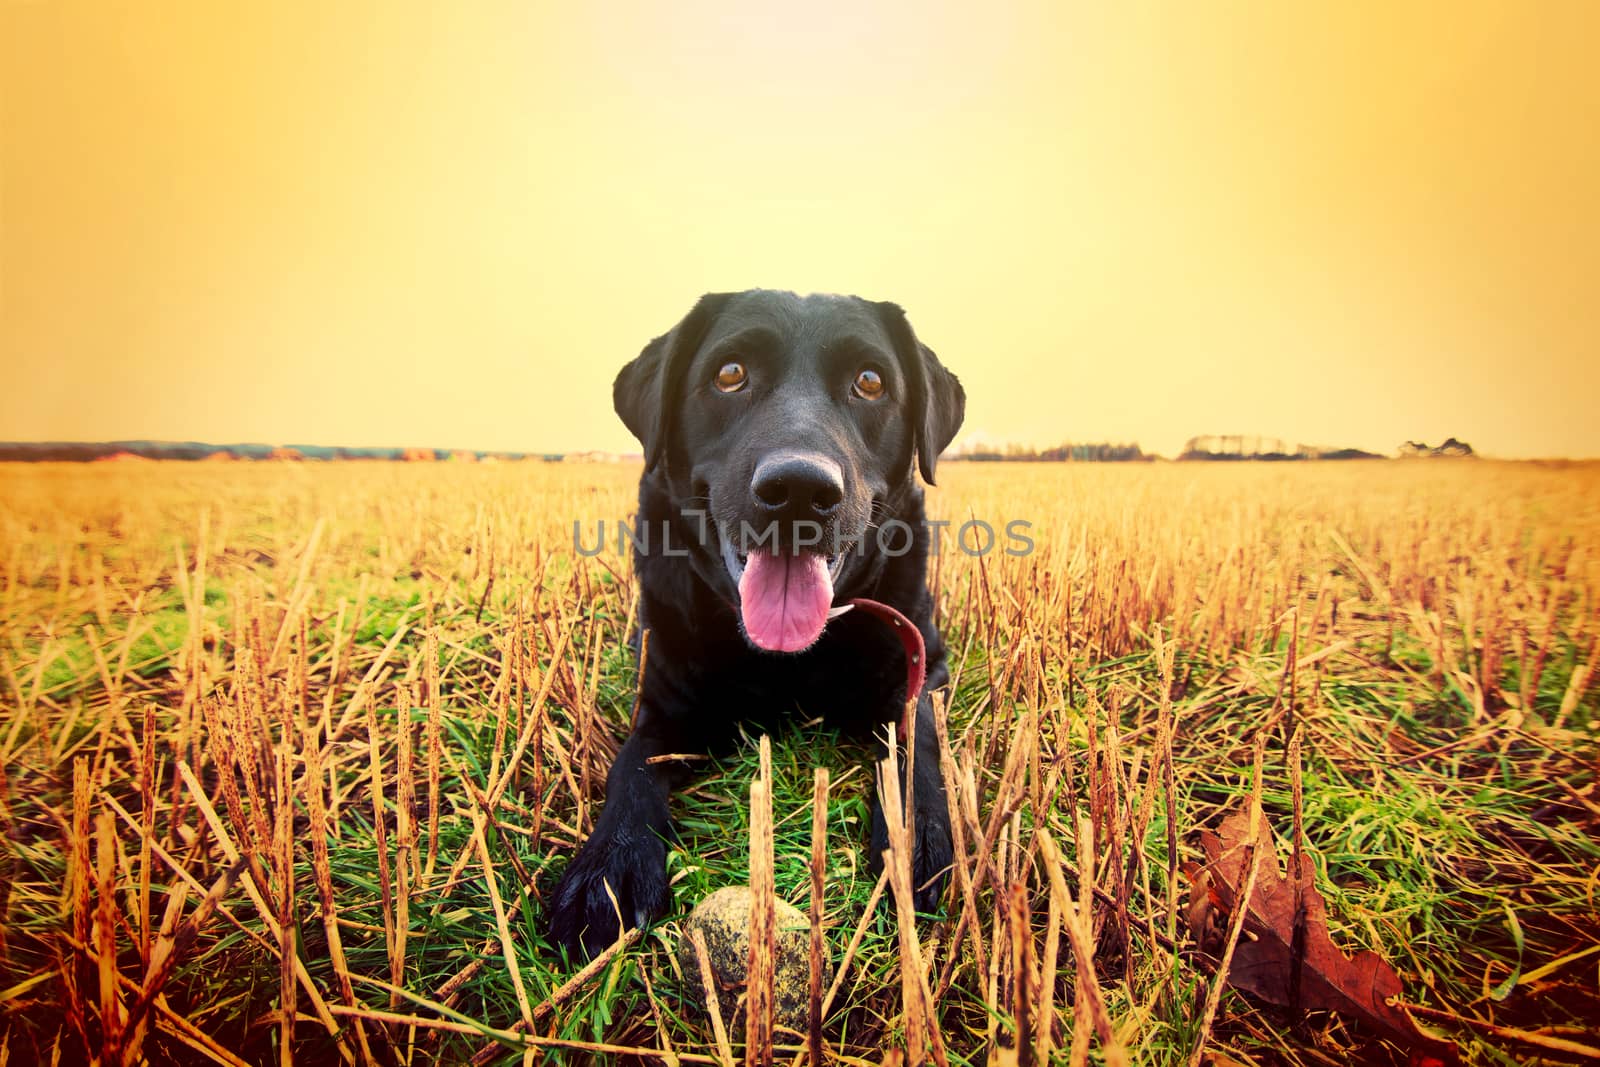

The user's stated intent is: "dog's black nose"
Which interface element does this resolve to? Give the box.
[751,453,844,520]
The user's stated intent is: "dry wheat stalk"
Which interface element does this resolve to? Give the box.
[746,735,777,1066]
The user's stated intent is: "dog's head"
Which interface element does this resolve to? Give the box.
[614,290,964,653]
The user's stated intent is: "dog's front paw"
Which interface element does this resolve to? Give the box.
[869,804,953,914]
[910,814,954,912]
[547,826,669,959]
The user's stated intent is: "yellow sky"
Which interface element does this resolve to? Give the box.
[4,1,1597,458]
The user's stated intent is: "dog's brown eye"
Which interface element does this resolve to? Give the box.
[714,362,747,393]
[852,368,886,400]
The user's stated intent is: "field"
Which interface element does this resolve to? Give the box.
[2,458,1597,1066]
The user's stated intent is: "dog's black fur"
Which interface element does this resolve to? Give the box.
[547,290,965,959]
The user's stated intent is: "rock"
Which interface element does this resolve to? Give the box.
[675,885,822,1036]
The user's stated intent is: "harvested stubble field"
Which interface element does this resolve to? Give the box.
[2,458,1597,1066]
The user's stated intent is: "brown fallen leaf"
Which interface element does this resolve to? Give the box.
[1194,808,1458,1065]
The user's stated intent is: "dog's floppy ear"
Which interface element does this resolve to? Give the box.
[876,302,965,484]
[614,293,732,472]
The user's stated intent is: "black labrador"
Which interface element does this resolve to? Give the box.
[548,290,965,958]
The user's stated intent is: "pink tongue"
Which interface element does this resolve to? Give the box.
[738,550,835,652]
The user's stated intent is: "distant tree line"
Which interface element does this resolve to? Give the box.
[1398,438,1475,458]
[0,435,1479,464]
[1178,435,1382,461]
[950,442,1149,463]
[1174,433,1480,462]
[0,440,556,463]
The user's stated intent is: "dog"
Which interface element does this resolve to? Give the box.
[547,290,965,958]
